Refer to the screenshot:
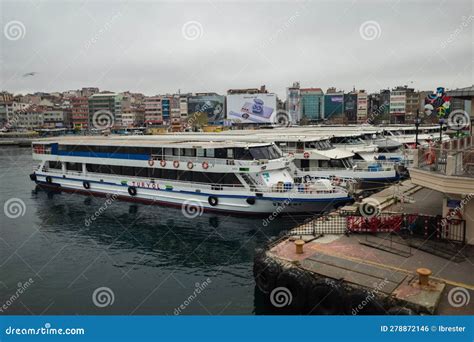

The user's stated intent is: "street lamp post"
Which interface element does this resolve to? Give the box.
[439,118,445,143]
[415,109,421,146]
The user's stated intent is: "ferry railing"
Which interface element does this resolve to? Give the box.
[417,147,447,173]
[149,154,291,168]
[48,169,346,195]
[298,162,396,173]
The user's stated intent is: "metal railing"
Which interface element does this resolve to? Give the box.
[40,169,346,195]
[149,154,290,168]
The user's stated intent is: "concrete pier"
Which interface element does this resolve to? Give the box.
[255,180,474,315]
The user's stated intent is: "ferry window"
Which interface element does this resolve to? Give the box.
[150,147,162,157]
[135,147,149,155]
[122,166,135,176]
[196,148,205,157]
[205,149,215,158]
[319,160,329,168]
[149,168,162,179]
[296,142,304,151]
[164,148,173,156]
[329,160,344,168]
[162,169,177,180]
[227,149,234,159]
[184,149,195,157]
[234,148,250,160]
[222,173,240,185]
[49,161,62,169]
[173,148,180,156]
[110,165,122,175]
[66,162,82,171]
[136,167,148,178]
[214,149,226,159]
[268,146,281,159]
[177,171,192,181]
[250,147,271,160]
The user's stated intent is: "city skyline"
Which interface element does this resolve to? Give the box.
[1,0,472,98]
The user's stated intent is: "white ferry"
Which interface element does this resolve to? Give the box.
[29,137,352,215]
[266,135,399,188]
[380,125,450,148]
[141,133,400,189]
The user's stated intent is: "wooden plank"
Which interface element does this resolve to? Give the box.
[307,253,407,284]
[300,259,400,294]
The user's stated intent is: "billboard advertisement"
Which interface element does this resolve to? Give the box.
[187,94,225,123]
[324,94,343,119]
[226,93,277,124]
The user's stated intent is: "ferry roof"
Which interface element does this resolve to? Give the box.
[33,136,274,149]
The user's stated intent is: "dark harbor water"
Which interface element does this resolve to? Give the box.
[0,147,307,315]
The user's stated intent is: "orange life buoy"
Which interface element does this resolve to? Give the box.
[303,151,310,159]
[424,149,436,165]
[202,161,209,169]
[160,160,166,167]
[148,159,154,167]
[173,160,180,168]
[187,161,194,169]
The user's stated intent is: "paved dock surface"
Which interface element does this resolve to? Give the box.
[271,234,473,314]
[271,179,473,314]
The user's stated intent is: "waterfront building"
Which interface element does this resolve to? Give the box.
[0,92,30,128]
[323,88,344,123]
[286,82,302,124]
[144,96,163,126]
[300,88,324,123]
[356,90,368,123]
[81,87,99,98]
[170,95,182,132]
[390,86,415,124]
[42,109,66,129]
[405,89,420,123]
[162,97,170,124]
[18,105,44,129]
[88,93,123,129]
[344,92,358,124]
[71,97,89,130]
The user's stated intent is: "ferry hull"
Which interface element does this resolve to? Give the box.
[32,173,352,215]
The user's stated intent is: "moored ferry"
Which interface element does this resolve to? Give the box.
[29,137,352,215]
[151,133,400,189]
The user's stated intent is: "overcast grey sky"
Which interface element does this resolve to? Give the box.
[0,0,472,98]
